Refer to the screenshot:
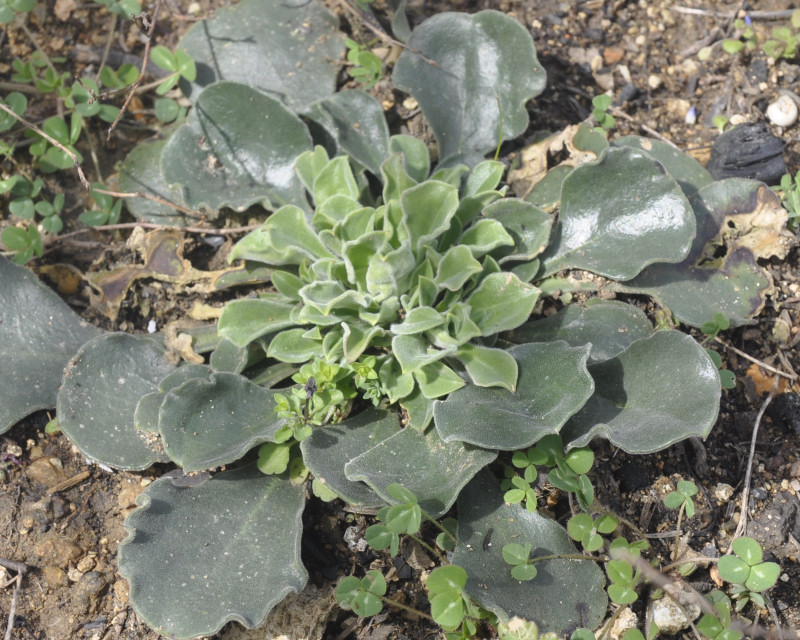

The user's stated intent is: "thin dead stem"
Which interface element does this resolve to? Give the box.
[107,0,163,140]
[714,337,798,380]
[733,376,779,540]
[92,187,204,219]
[56,221,259,239]
[0,101,90,189]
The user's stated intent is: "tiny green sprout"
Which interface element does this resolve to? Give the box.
[80,184,124,227]
[718,537,780,611]
[427,565,469,631]
[712,115,729,134]
[700,311,730,339]
[256,441,293,475]
[722,18,757,55]
[436,517,458,551]
[502,542,538,581]
[663,479,698,561]
[567,513,618,552]
[344,38,383,89]
[772,172,800,230]
[570,629,595,640]
[763,23,799,60]
[705,349,736,390]
[311,477,339,502]
[605,558,641,604]
[365,484,422,556]
[696,590,743,640]
[0,0,34,23]
[149,45,197,95]
[591,94,615,131]
[1,224,42,265]
[503,474,538,512]
[336,569,387,617]
[44,417,61,435]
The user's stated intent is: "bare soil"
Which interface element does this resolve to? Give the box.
[2,1,800,639]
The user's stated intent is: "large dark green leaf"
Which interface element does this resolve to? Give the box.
[57,333,176,470]
[300,408,401,508]
[434,342,593,450]
[612,135,713,198]
[162,83,312,212]
[454,471,607,635]
[560,331,720,453]
[177,0,343,109]
[615,179,787,327]
[0,257,101,434]
[393,11,546,165]
[158,372,283,472]
[344,427,496,518]
[302,90,390,176]
[540,147,695,280]
[118,134,193,225]
[119,465,306,639]
[506,300,654,365]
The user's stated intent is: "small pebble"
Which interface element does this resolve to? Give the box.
[766,94,798,128]
[713,482,734,502]
[147,319,157,333]
[751,487,768,500]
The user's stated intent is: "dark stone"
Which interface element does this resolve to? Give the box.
[747,491,800,558]
[617,83,639,104]
[746,55,769,86]
[706,122,786,184]
[766,392,800,435]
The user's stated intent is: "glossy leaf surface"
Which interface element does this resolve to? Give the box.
[507,300,654,365]
[393,10,545,165]
[158,372,283,472]
[541,147,695,280]
[617,179,786,327]
[162,83,312,212]
[119,465,306,639]
[57,333,176,469]
[434,341,593,450]
[178,0,343,109]
[454,471,607,634]
[561,331,720,453]
[300,408,401,508]
[344,426,497,517]
[0,257,101,434]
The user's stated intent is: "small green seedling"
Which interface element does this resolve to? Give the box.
[605,557,641,605]
[705,349,736,390]
[502,474,538,512]
[722,18,758,55]
[712,115,729,134]
[344,38,383,89]
[80,184,123,227]
[567,512,618,552]
[1,224,42,264]
[773,172,800,230]
[696,590,743,640]
[763,12,800,59]
[663,479,698,561]
[592,94,615,131]
[149,45,198,95]
[365,484,422,557]
[427,565,470,631]
[502,542,538,581]
[0,0,34,23]
[717,537,780,611]
[336,569,387,617]
[701,311,730,339]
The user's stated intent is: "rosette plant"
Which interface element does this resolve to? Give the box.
[0,0,792,638]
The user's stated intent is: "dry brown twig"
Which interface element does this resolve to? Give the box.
[106,0,163,140]
[0,101,90,189]
[0,558,27,640]
[733,375,779,540]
